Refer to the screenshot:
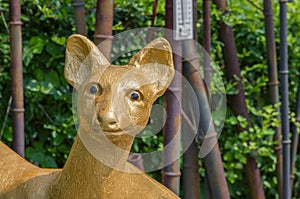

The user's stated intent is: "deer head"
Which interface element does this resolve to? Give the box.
[64,35,174,156]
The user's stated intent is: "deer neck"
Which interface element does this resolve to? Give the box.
[50,126,134,198]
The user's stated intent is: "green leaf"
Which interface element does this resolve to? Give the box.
[45,70,61,87]
[51,35,66,46]
[25,79,40,92]
[53,134,64,146]
[34,68,45,81]
[45,42,64,57]
[29,36,45,54]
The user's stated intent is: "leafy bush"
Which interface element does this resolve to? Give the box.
[0,0,299,198]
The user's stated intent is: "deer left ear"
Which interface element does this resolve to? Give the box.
[129,38,175,96]
[64,34,110,89]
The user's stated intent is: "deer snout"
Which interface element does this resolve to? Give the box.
[97,111,120,132]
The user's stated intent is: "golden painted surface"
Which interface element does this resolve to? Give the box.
[0,34,179,198]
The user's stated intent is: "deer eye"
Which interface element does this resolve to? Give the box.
[89,84,102,95]
[130,91,142,101]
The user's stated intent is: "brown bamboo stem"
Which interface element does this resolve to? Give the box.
[290,75,300,197]
[182,39,230,199]
[182,1,201,198]
[212,0,265,198]
[202,1,214,197]
[203,0,211,86]
[263,0,283,198]
[9,0,25,157]
[182,141,200,199]
[72,0,86,35]
[93,0,114,60]
[162,0,182,195]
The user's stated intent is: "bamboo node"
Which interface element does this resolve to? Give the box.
[282,139,291,144]
[9,21,22,25]
[162,171,181,177]
[279,70,289,74]
[12,108,25,113]
[93,34,113,39]
[267,81,279,86]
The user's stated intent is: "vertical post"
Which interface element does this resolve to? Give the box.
[290,75,300,195]
[182,1,201,198]
[203,1,213,198]
[279,1,290,199]
[203,0,211,86]
[263,0,283,198]
[93,0,114,60]
[162,0,182,195]
[72,0,87,35]
[182,40,230,199]
[9,0,25,157]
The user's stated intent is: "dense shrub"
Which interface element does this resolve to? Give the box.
[0,0,299,198]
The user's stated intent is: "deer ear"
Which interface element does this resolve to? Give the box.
[64,34,110,89]
[129,38,175,96]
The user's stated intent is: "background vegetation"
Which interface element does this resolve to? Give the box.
[0,0,299,198]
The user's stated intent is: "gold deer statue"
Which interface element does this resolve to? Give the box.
[0,35,180,198]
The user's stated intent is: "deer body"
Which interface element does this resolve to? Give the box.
[0,35,179,198]
[0,137,178,198]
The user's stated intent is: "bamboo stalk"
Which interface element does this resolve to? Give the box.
[182,0,201,198]
[182,140,200,199]
[202,0,214,197]
[182,39,230,199]
[182,3,201,195]
[9,0,25,157]
[162,0,182,195]
[279,1,291,199]
[204,170,212,199]
[263,0,283,198]
[93,0,114,60]
[72,0,86,35]
[290,75,300,197]
[212,0,265,198]
[203,0,211,86]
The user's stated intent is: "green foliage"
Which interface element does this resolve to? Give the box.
[0,0,76,167]
[198,0,300,198]
[0,0,300,198]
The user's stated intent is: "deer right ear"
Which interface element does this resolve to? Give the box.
[64,34,110,89]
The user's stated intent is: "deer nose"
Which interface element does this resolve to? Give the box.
[98,111,119,131]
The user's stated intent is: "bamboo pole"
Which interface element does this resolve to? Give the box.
[279,1,291,198]
[93,0,114,60]
[203,0,211,86]
[182,140,200,199]
[202,0,213,197]
[212,0,265,198]
[9,0,25,157]
[72,0,86,35]
[182,3,201,196]
[182,39,230,199]
[290,75,300,196]
[162,0,182,195]
[263,0,283,198]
